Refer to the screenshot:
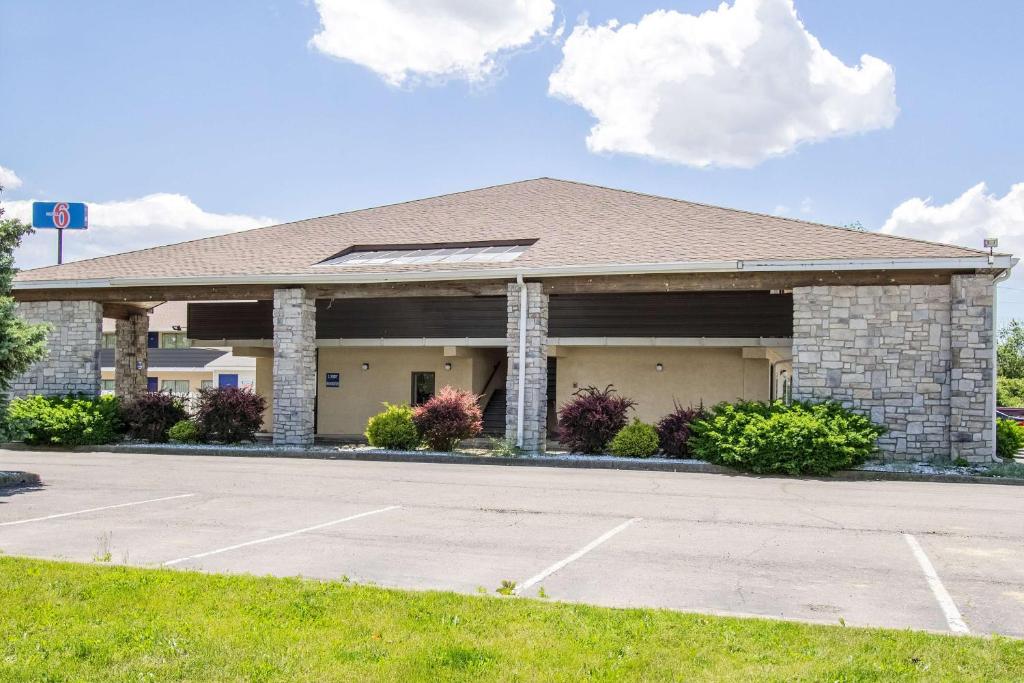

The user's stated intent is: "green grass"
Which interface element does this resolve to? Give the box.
[981,460,1024,478]
[0,557,1021,681]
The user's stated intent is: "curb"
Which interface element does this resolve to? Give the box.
[4,442,1023,486]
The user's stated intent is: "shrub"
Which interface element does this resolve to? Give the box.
[488,437,522,458]
[997,377,1024,407]
[412,386,482,451]
[656,403,707,458]
[996,417,1024,459]
[557,385,636,454]
[119,392,188,443]
[6,394,123,446]
[194,387,266,444]
[168,419,200,444]
[689,400,884,475]
[365,403,420,450]
[609,419,660,458]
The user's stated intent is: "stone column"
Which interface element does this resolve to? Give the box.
[949,274,996,462]
[505,281,548,453]
[10,300,103,397]
[272,287,316,447]
[114,312,149,399]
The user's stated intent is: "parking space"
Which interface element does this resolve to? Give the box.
[1,449,1022,637]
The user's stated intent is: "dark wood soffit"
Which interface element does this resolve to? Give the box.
[540,270,963,294]
[13,269,974,303]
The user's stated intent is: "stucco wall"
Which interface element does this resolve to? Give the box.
[554,347,770,423]
[314,347,500,436]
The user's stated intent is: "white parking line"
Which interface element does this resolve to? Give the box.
[0,493,195,527]
[515,517,641,595]
[904,533,970,634]
[163,505,401,566]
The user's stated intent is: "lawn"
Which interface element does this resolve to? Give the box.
[0,557,1020,681]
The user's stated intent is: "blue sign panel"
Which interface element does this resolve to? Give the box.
[325,372,340,388]
[32,202,88,229]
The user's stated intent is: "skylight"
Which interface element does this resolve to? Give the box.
[318,241,534,267]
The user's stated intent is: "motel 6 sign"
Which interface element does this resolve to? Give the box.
[33,201,88,230]
[32,201,89,265]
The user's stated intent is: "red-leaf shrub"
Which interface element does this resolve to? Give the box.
[194,387,266,443]
[557,385,636,454]
[412,385,482,451]
[119,391,188,443]
[656,403,707,458]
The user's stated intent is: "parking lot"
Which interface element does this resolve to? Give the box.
[1,449,1022,637]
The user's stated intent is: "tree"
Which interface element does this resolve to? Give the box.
[997,320,1024,379]
[0,189,50,400]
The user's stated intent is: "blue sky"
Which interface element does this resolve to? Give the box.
[2,0,1023,321]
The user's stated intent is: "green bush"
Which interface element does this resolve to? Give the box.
[608,419,660,458]
[168,420,201,444]
[488,437,522,457]
[6,394,123,447]
[995,417,1024,459]
[996,377,1024,407]
[365,403,420,450]
[689,400,884,475]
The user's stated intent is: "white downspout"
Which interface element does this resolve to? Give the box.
[992,267,1013,453]
[516,273,527,448]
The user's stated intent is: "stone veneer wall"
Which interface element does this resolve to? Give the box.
[506,282,548,453]
[272,288,316,446]
[114,312,149,398]
[793,284,952,461]
[10,300,102,397]
[949,274,995,461]
[793,278,996,462]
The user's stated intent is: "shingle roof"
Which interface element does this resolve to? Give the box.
[99,348,226,369]
[15,178,987,284]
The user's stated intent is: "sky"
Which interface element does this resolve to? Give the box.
[1,0,1023,323]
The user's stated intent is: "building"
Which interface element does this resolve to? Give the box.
[10,179,1014,461]
[99,301,256,399]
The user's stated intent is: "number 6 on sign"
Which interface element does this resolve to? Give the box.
[31,201,89,265]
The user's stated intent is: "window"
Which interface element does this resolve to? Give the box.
[147,332,159,349]
[161,379,189,394]
[160,332,190,349]
[201,379,213,390]
[318,241,535,267]
[101,379,115,392]
[411,372,435,405]
[102,333,116,349]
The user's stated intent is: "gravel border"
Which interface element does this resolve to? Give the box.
[3,441,1024,485]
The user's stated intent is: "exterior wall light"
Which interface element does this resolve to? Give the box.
[361,362,370,371]
[655,363,664,372]
[444,362,453,371]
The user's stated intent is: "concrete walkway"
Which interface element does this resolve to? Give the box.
[1,448,1022,637]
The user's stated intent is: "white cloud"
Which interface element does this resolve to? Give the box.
[548,0,897,168]
[881,182,1024,256]
[2,193,274,271]
[0,165,23,190]
[310,0,555,86]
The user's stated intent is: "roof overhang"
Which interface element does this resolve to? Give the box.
[12,255,1017,291]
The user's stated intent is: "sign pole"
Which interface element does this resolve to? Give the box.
[57,227,63,265]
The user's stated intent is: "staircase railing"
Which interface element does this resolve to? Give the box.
[479,360,505,411]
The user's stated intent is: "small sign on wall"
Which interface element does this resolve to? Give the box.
[325,372,340,388]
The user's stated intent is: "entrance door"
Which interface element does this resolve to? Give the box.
[218,374,239,389]
[411,371,435,405]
